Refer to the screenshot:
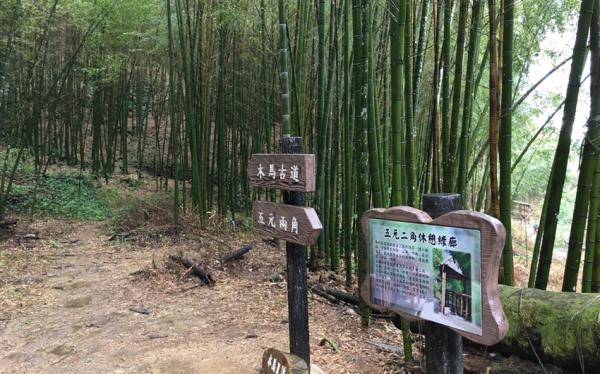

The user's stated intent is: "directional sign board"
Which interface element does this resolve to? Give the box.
[360,206,508,346]
[253,201,322,246]
[248,154,316,192]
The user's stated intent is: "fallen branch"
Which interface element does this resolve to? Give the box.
[50,353,72,366]
[129,307,150,315]
[221,244,252,263]
[148,334,168,339]
[108,232,132,241]
[171,284,201,294]
[262,238,278,247]
[0,220,17,228]
[311,285,360,306]
[366,340,401,354]
[310,285,340,304]
[319,337,340,353]
[310,285,390,319]
[169,255,215,286]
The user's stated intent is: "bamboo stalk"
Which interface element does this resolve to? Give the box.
[577,0,600,293]
[499,0,515,285]
[536,0,596,290]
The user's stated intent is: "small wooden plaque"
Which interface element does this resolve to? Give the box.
[262,348,308,374]
[360,206,508,346]
[253,201,322,246]
[248,154,316,192]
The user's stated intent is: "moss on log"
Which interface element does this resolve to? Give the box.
[494,286,600,371]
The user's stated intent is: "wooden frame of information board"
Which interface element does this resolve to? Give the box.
[359,206,509,346]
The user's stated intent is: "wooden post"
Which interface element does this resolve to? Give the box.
[422,193,463,374]
[282,136,310,370]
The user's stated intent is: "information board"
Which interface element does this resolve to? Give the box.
[360,206,508,346]
[369,218,483,335]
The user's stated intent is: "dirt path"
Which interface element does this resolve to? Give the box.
[0,218,405,374]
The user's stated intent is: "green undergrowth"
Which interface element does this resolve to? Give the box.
[119,176,145,189]
[10,172,123,221]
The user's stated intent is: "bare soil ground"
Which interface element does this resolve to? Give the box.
[0,217,409,374]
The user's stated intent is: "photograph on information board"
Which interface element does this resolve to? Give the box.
[368,218,483,335]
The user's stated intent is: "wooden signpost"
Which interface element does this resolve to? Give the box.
[360,194,508,373]
[250,136,322,373]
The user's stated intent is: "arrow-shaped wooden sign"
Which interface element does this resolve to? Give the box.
[252,201,322,246]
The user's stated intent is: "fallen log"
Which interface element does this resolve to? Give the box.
[221,244,252,263]
[491,285,600,372]
[169,255,215,286]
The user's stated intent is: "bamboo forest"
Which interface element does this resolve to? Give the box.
[1,0,600,373]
